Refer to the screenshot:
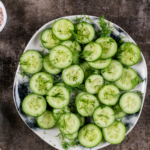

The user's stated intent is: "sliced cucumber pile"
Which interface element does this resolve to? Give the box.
[20,50,43,74]
[76,93,99,116]
[113,103,126,119]
[103,121,126,144]
[75,92,87,106]
[73,22,95,44]
[30,72,53,95]
[75,113,85,127]
[98,84,120,106]
[78,124,102,148]
[46,86,70,108]
[57,113,80,134]
[88,58,111,69]
[93,106,115,128]
[52,106,70,121]
[65,132,78,140]
[41,28,61,49]
[22,94,47,117]
[62,65,84,86]
[19,16,143,149]
[82,42,102,61]
[43,54,62,74]
[37,110,55,129]
[101,59,123,81]
[85,74,104,94]
[61,40,81,64]
[49,45,73,69]
[119,92,142,114]
[80,61,100,80]
[95,37,117,59]
[52,19,74,40]
[117,42,141,66]
[115,67,140,91]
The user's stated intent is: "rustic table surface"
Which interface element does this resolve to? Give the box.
[0,0,150,150]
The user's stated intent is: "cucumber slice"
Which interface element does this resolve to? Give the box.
[65,132,78,140]
[93,106,115,128]
[75,92,87,106]
[75,113,85,127]
[117,42,141,66]
[73,22,95,44]
[95,37,117,59]
[20,50,43,74]
[57,113,80,134]
[29,72,53,95]
[52,19,74,40]
[78,124,102,148]
[41,28,61,49]
[80,61,100,80]
[101,60,123,81]
[113,103,126,119]
[62,65,84,86]
[61,40,81,64]
[119,92,142,114]
[46,86,70,109]
[43,55,62,74]
[22,94,47,117]
[85,75,104,94]
[115,67,140,91]
[102,121,126,144]
[88,58,111,69]
[49,45,73,69]
[82,42,102,61]
[61,40,81,52]
[76,93,99,117]
[52,106,70,121]
[98,84,120,106]
[37,110,55,129]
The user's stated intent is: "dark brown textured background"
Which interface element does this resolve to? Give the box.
[0,0,150,150]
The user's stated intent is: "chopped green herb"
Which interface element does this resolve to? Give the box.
[135,90,143,96]
[40,43,46,52]
[18,71,30,79]
[97,15,114,37]
[75,14,92,23]
[64,83,86,92]
[140,78,146,83]
[56,133,79,150]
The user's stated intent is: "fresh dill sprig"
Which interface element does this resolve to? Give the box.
[53,78,62,84]
[131,76,141,88]
[56,133,79,150]
[135,90,143,96]
[97,15,114,37]
[75,14,92,23]
[140,78,146,83]
[39,43,46,53]
[118,35,126,46]
[18,71,30,79]
[64,83,86,92]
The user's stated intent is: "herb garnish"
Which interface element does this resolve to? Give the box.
[18,71,30,79]
[56,133,79,150]
[64,83,86,92]
[39,43,46,53]
[75,14,92,23]
[97,15,114,37]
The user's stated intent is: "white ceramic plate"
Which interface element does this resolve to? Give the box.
[0,1,7,32]
[13,15,147,150]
